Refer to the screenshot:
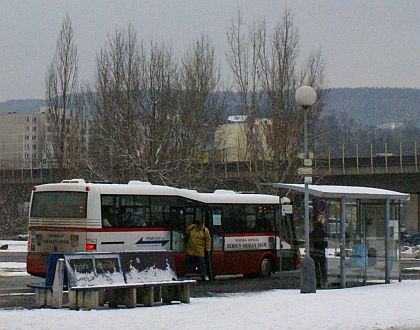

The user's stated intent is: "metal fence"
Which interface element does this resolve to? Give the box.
[314,141,419,174]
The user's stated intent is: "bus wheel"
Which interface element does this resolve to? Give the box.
[259,257,272,278]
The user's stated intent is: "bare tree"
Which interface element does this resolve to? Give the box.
[139,41,178,182]
[176,34,224,187]
[300,49,327,157]
[258,10,298,184]
[88,25,180,184]
[226,10,264,164]
[258,10,326,186]
[224,9,326,190]
[46,14,79,175]
[89,24,143,182]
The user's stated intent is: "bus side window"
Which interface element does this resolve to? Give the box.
[265,206,276,232]
[151,196,179,227]
[133,196,151,227]
[121,208,133,227]
[132,207,151,227]
[170,207,184,231]
[245,205,257,231]
[223,205,244,233]
[212,209,222,226]
[101,195,115,227]
[184,207,195,227]
[256,205,273,232]
[196,207,206,225]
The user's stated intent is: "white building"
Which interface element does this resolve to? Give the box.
[215,117,274,163]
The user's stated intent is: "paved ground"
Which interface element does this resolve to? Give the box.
[0,252,26,263]
[0,251,418,309]
[0,272,301,309]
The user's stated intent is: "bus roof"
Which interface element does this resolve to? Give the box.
[34,179,279,205]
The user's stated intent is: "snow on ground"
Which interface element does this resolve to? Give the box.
[0,241,28,276]
[0,262,28,277]
[1,241,419,329]
[0,281,419,330]
[0,240,27,252]
[402,245,420,259]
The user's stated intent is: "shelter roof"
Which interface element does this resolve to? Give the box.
[271,184,410,201]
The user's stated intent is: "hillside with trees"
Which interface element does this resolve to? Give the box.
[0,99,45,114]
[2,88,419,127]
[315,88,420,158]
[322,88,420,128]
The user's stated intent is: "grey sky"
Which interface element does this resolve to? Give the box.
[0,0,419,101]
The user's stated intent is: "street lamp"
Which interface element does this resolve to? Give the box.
[295,85,317,293]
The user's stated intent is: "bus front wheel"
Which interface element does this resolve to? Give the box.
[259,257,272,278]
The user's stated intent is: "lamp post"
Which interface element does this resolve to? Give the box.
[295,85,317,293]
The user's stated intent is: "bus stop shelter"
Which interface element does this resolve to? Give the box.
[272,184,410,288]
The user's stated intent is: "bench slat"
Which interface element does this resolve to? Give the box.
[28,284,53,289]
[70,280,196,291]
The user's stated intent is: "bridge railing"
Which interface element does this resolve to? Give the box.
[314,141,419,175]
[0,141,418,183]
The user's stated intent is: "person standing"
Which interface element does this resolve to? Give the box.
[186,219,211,281]
[311,221,327,288]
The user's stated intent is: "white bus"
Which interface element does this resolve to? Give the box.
[27,179,300,278]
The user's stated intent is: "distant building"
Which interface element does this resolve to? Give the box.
[0,106,88,170]
[0,110,48,170]
[377,122,404,130]
[215,117,273,163]
[227,115,248,123]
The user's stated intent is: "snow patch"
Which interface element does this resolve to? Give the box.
[0,262,28,277]
[125,262,177,283]
[401,245,420,259]
[71,270,125,287]
[0,240,27,252]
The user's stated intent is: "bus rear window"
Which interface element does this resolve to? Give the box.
[31,192,88,218]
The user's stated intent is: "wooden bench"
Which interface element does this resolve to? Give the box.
[68,280,194,309]
[64,251,195,309]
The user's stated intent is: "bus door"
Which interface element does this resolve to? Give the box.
[170,206,187,253]
[209,208,224,275]
[280,206,300,271]
[168,206,187,275]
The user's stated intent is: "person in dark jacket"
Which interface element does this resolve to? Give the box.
[311,221,327,288]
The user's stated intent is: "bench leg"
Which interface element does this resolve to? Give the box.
[154,286,162,304]
[98,290,106,306]
[34,288,53,308]
[120,288,136,308]
[107,288,136,308]
[69,291,99,309]
[178,285,190,304]
[137,287,154,306]
[161,286,174,304]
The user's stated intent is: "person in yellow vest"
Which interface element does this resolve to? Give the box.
[186,219,211,281]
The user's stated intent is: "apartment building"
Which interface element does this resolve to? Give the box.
[0,109,48,170]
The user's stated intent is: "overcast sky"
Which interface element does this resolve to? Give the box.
[0,0,419,102]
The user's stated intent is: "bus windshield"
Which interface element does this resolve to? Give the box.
[31,191,88,218]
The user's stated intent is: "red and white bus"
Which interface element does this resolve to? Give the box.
[27,179,300,278]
